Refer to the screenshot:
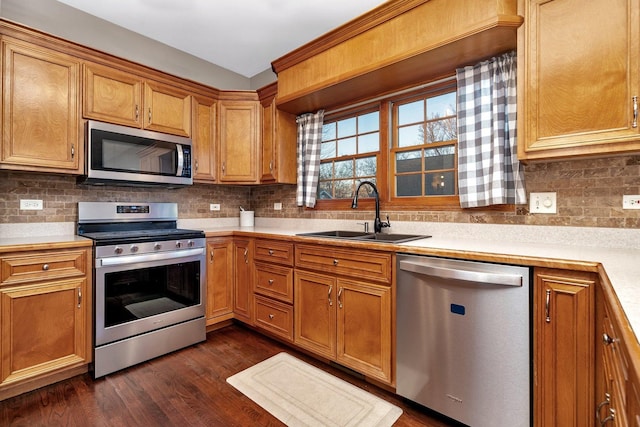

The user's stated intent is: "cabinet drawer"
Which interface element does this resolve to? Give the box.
[254,295,293,342]
[254,262,293,303]
[1,249,88,286]
[254,240,294,266]
[295,244,391,283]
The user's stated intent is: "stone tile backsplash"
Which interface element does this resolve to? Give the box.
[1,154,639,229]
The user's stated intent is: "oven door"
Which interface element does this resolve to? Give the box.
[94,248,205,347]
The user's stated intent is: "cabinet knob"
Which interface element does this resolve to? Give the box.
[42,264,49,271]
[268,314,274,320]
[268,279,274,285]
[603,333,616,345]
[333,259,339,266]
[268,249,274,256]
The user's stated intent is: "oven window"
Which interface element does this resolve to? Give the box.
[104,261,200,327]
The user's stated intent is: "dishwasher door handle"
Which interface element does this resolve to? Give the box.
[399,259,523,287]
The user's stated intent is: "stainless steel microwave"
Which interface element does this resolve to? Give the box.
[80,120,193,187]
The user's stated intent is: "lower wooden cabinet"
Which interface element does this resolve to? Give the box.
[294,269,392,384]
[232,238,254,325]
[0,246,92,400]
[534,268,596,427]
[205,237,233,326]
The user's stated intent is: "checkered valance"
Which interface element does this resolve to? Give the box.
[296,110,324,208]
[456,51,526,208]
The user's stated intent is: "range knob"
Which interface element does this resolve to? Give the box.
[176,241,182,248]
[114,246,124,255]
[130,245,139,253]
[187,240,195,247]
[154,243,162,251]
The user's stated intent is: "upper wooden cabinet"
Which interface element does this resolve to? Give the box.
[192,95,217,183]
[1,37,82,174]
[517,0,640,160]
[83,62,191,137]
[218,93,260,184]
[257,83,297,184]
[272,0,522,114]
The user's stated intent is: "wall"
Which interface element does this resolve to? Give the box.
[0,171,250,224]
[0,0,254,90]
[3,154,638,229]
[251,155,640,229]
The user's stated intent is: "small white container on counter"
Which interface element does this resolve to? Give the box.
[239,211,255,227]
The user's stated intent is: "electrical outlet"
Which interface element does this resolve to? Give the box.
[622,195,640,209]
[20,199,43,210]
[529,192,557,214]
[274,202,282,210]
[210,203,221,211]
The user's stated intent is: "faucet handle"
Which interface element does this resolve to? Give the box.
[382,215,391,229]
[357,222,369,233]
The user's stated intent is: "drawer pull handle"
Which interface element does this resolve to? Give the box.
[243,248,248,264]
[601,408,615,426]
[268,279,274,285]
[338,287,343,309]
[42,264,50,271]
[77,287,82,308]
[328,285,333,306]
[633,95,638,128]
[268,314,274,320]
[268,249,274,256]
[596,393,611,423]
[333,259,339,266]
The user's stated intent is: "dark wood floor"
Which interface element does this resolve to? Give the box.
[0,324,460,426]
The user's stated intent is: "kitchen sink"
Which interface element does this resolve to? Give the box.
[296,230,430,244]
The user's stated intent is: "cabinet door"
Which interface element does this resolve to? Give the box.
[218,100,260,183]
[1,38,81,173]
[534,268,595,427]
[294,270,336,360]
[83,62,143,128]
[518,0,640,160]
[143,81,191,137]
[233,238,254,325]
[0,278,87,386]
[192,95,217,183]
[206,238,233,325]
[260,97,297,184]
[336,278,391,384]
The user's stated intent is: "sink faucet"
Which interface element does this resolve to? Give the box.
[351,181,390,233]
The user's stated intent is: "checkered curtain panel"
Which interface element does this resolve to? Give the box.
[296,110,325,208]
[456,51,526,208]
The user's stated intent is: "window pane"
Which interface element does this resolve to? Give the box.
[358,112,379,133]
[396,174,422,197]
[425,171,455,195]
[398,124,424,147]
[424,146,455,171]
[321,141,336,159]
[319,162,333,180]
[337,137,356,156]
[334,159,354,179]
[337,117,356,138]
[318,181,333,199]
[398,100,424,125]
[396,150,422,173]
[355,156,376,177]
[427,92,456,119]
[358,132,379,153]
[354,179,377,198]
[426,118,457,143]
[334,180,353,198]
[322,122,336,141]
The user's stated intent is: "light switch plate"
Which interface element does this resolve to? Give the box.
[529,192,557,214]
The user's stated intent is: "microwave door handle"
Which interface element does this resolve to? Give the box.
[176,144,184,176]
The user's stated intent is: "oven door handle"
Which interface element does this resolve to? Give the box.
[97,248,204,267]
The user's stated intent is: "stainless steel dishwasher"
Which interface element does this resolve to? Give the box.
[396,254,531,427]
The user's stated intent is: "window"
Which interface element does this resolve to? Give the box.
[318,109,380,200]
[391,89,457,199]
[314,79,463,210]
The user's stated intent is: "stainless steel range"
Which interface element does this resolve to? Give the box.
[78,202,206,378]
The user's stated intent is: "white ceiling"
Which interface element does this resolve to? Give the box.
[55,0,388,78]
